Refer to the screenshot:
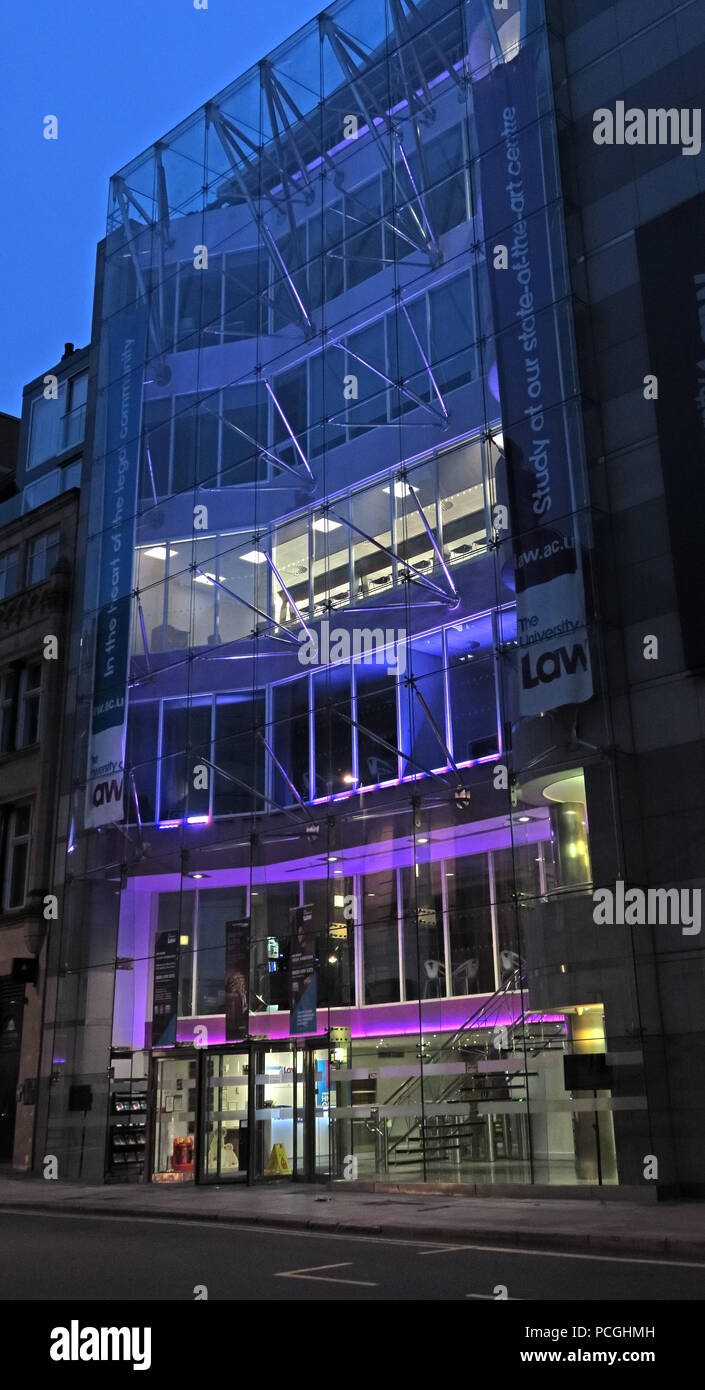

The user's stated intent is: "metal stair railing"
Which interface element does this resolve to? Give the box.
[380,969,527,1119]
[382,976,567,1167]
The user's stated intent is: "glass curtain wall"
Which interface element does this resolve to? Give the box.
[40,0,643,1189]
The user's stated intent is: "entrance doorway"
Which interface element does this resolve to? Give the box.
[201,1048,250,1182]
[191,1039,331,1185]
[255,1045,295,1178]
[151,1054,198,1182]
[253,1040,332,1181]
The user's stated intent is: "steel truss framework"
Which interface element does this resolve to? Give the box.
[97,0,535,912]
[112,0,517,825]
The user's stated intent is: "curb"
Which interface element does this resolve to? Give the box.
[1,1198,704,1263]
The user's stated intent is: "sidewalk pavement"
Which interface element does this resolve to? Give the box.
[1,1171,705,1261]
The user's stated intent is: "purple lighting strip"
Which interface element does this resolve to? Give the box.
[176,998,566,1047]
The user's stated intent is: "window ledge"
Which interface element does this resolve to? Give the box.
[0,743,40,764]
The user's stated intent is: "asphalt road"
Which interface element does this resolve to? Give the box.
[0,1209,704,1301]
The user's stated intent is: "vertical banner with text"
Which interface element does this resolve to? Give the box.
[85,302,146,827]
[474,43,592,716]
[225,918,250,1041]
[152,930,179,1048]
[289,904,317,1036]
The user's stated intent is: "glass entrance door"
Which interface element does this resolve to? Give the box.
[246,1041,334,1181]
[201,1049,249,1182]
[291,1042,333,1179]
[152,1054,198,1183]
[255,1047,295,1177]
[312,1046,332,1178]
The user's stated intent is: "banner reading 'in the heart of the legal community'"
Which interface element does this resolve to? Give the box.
[85,303,146,827]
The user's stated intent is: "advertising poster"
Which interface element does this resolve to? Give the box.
[225,918,250,1041]
[474,43,593,716]
[152,930,179,1048]
[636,191,705,672]
[85,301,146,827]
[289,904,317,1036]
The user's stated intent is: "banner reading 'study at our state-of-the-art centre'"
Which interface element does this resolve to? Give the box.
[474,40,593,717]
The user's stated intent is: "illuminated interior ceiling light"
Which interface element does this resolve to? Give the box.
[144,546,178,560]
[333,895,345,907]
[384,481,415,498]
[417,836,429,844]
[328,955,338,965]
[194,571,216,585]
[313,516,342,532]
[343,773,356,784]
[241,549,267,564]
[517,815,531,823]
[188,872,207,879]
[179,935,189,946]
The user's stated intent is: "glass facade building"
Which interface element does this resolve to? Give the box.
[40,0,653,1189]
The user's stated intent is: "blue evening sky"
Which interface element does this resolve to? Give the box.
[0,0,320,417]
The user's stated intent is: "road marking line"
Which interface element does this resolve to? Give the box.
[276,1262,377,1286]
[455,1241,705,1269]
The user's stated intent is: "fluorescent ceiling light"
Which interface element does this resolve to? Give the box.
[313,517,342,533]
[144,546,178,560]
[383,481,415,498]
[241,549,267,564]
[194,572,216,585]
